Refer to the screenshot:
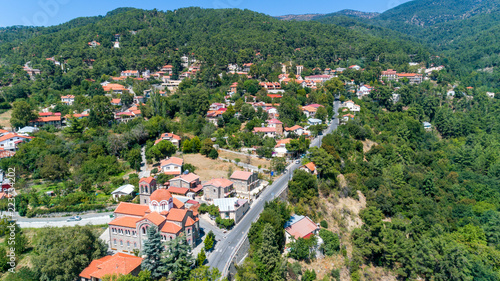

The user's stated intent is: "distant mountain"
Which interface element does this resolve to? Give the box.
[274,14,324,21]
[334,9,380,19]
[378,0,500,26]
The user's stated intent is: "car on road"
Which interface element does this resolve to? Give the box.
[66,216,82,222]
[295,160,300,164]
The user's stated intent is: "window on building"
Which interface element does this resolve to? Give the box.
[127,241,130,247]
[120,240,123,246]
[134,242,137,248]
[187,228,190,234]
[114,239,117,245]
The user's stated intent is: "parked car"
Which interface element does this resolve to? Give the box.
[295,160,301,164]
[67,216,82,222]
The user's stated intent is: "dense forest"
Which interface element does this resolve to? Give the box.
[1,2,500,280]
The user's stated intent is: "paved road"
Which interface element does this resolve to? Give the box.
[139,145,150,178]
[15,212,114,228]
[208,100,340,274]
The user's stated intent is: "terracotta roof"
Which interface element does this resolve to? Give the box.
[141,212,166,226]
[150,189,172,203]
[267,118,283,125]
[285,216,318,240]
[173,197,185,209]
[161,221,182,234]
[171,173,199,183]
[167,186,189,195]
[231,171,253,181]
[275,138,291,148]
[160,157,183,167]
[114,202,150,217]
[0,133,32,143]
[102,83,127,92]
[253,127,276,133]
[109,216,142,228]
[285,125,303,131]
[31,116,61,122]
[111,98,121,104]
[166,208,187,222]
[304,162,316,172]
[203,178,233,188]
[61,95,75,99]
[79,253,142,280]
[190,184,203,193]
[185,216,196,227]
[139,177,155,184]
[302,106,317,113]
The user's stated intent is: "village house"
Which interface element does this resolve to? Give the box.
[304,74,334,83]
[30,114,62,128]
[167,173,203,197]
[230,171,259,199]
[423,122,432,131]
[486,92,495,98]
[203,178,234,201]
[266,118,283,135]
[103,83,128,94]
[61,95,75,105]
[160,157,183,176]
[285,125,305,137]
[120,70,139,77]
[397,73,423,84]
[111,184,135,200]
[274,138,292,158]
[154,132,181,149]
[79,252,143,281]
[296,65,304,75]
[349,65,362,70]
[161,65,173,75]
[108,187,199,254]
[0,133,34,151]
[111,98,122,106]
[213,198,249,224]
[341,114,355,124]
[300,162,317,176]
[341,100,360,112]
[308,118,322,126]
[356,85,372,99]
[252,127,277,138]
[301,105,318,118]
[380,69,398,81]
[284,215,322,255]
[88,41,100,48]
[242,63,253,72]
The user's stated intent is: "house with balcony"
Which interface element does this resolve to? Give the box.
[213,198,249,224]
[160,157,183,176]
[230,171,259,199]
[203,178,234,201]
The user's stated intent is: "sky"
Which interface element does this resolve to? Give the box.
[0,0,413,27]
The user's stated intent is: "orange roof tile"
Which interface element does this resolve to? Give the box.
[185,216,196,227]
[139,177,155,184]
[304,162,316,172]
[203,178,233,188]
[166,208,187,222]
[109,216,141,228]
[171,173,199,183]
[173,197,185,209]
[230,171,253,181]
[167,186,189,195]
[141,212,166,226]
[114,202,150,217]
[79,253,142,280]
[161,221,182,234]
[150,189,172,203]
[160,157,183,167]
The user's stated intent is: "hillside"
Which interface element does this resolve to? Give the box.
[0,7,430,75]
[275,14,324,21]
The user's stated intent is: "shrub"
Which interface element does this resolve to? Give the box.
[320,220,328,228]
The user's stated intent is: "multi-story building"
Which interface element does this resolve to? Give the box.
[108,186,199,254]
[203,178,234,201]
[230,171,259,199]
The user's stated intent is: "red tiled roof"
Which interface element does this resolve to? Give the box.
[185,216,196,227]
[160,157,183,167]
[253,127,276,133]
[275,138,291,148]
[164,171,181,175]
[231,171,253,181]
[285,125,303,131]
[141,212,166,226]
[167,186,189,195]
[203,178,233,188]
[79,253,142,280]
[267,118,283,125]
[166,208,187,222]
[304,162,316,172]
[161,221,182,234]
[31,116,61,122]
[173,197,185,209]
[171,173,199,183]
[109,216,142,228]
[0,133,32,143]
[150,189,172,203]
[285,216,318,240]
[114,202,149,217]
[139,177,155,184]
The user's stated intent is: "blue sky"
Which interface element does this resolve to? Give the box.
[0,0,412,27]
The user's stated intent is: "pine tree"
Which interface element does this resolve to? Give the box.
[204,231,215,251]
[161,236,194,281]
[196,248,206,267]
[255,223,284,281]
[141,227,165,279]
